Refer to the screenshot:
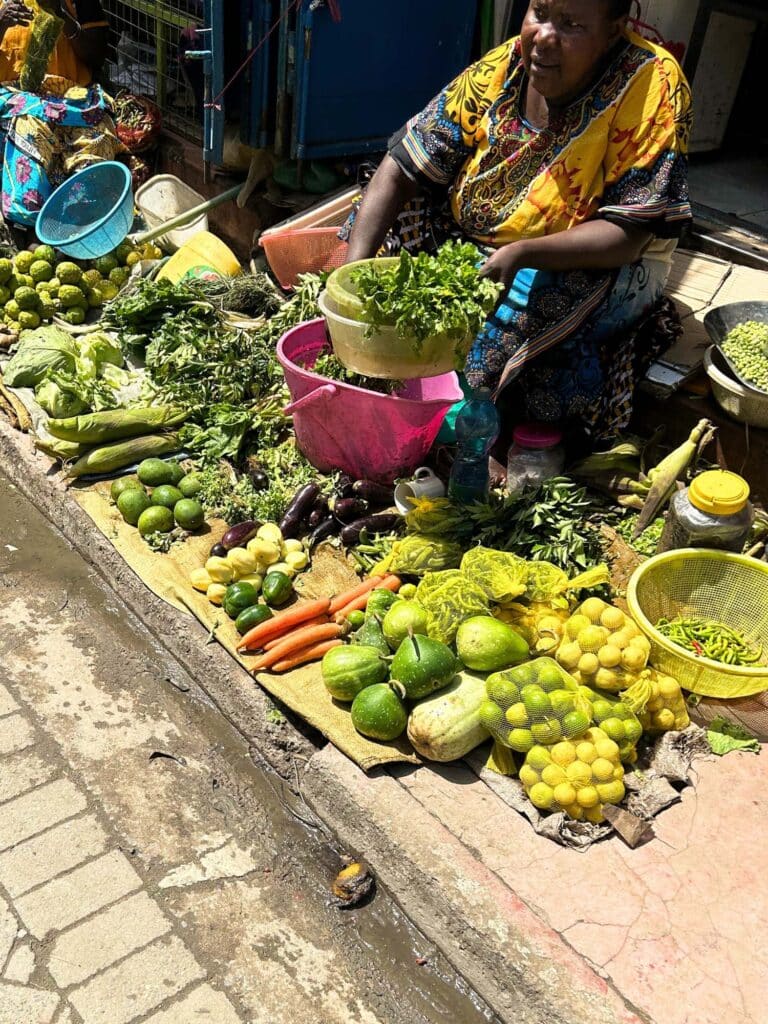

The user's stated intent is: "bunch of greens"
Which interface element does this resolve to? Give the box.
[200,272,283,319]
[194,439,319,525]
[615,514,665,557]
[102,277,211,348]
[350,242,501,349]
[309,348,402,395]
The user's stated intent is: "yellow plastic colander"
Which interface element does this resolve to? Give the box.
[626,550,768,698]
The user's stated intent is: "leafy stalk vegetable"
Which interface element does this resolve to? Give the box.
[350,242,501,351]
[308,348,402,395]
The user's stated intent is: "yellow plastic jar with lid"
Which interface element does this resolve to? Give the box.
[658,470,754,553]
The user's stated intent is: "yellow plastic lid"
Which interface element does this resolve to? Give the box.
[688,470,750,515]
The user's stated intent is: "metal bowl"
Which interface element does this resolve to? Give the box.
[703,300,768,345]
[702,301,768,428]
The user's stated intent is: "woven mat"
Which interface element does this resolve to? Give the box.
[71,481,418,771]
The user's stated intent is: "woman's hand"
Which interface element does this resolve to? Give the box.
[0,0,33,30]
[478,243,529,288]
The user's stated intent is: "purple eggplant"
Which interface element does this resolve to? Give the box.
[340,514,402,547]
[279,482,321,538]
[334,474,355,499]
[351,480,395,507]
[209,542,228,558]
[329,496,369,523]
[221,520,261,551]
[307,516,339,549]
[307,507,327,529]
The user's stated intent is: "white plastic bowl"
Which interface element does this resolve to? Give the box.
[317,290,469,380]
[135,174,208,252]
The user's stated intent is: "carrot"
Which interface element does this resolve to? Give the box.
[271,639,344,673]
[251,623,345,672]
[263,615,330,650]
[328,576,386,616]
[238,597,331,652]
[333,575,401,623]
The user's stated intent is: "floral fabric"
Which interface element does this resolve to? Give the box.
[0,78,119,226]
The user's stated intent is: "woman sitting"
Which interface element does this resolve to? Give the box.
[344,0,692,444]
[0,0,119,228]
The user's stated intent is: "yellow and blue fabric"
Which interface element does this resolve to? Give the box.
[385,31,692,424]
[0,81,118,226]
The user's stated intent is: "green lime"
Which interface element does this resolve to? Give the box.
[34,244,55,264]
[110,476,143,503]
[601,717,627,742]
[150,485,183,509]
[351,683,408,741]
[94,255,118,277]
[531,719,562,744]
[505,702,529,728]
[117,488,152,526]
[562,710,591,738]
[137,505,174,537]
[235,603,273,635]
[624,719,643,744]
[0,257,13,283]
[64,307,86,325]
[174,498,204,530]
[347,609,366,629]
[486,673,521,708]
[178,473,203,498]
[166,461,185,486]
[549,689,576,714]
[56,261,83,285]
[137,458,175,487]
[591,699,614,722]
[479,699,504,733]
[536,661,564,691]
[522,686,552,717]
[507,728,535,752]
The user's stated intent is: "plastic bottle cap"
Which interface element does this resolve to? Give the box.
[688,470,750,515]
[512,422,563,450]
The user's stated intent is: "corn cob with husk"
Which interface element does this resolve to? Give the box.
[64,433,180,479]
[19,3,64,93]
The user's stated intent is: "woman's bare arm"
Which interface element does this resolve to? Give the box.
[345,155,419,262]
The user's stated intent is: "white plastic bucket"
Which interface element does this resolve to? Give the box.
[135,174,209,252]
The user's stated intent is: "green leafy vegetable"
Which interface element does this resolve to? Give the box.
[350,242,501,352]
[308,348,403,395]
[35,377,88,418]
[103,277,211,348]
[4,325,77,387]
[706,716,760,756]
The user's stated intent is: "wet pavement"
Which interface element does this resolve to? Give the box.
[0,468,501,1024]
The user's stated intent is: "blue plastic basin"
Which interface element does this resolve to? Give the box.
[36,162,133,259]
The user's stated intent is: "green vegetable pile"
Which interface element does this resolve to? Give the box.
[615,514,665,557]
[351,242,501,352]
[309,347,402,396]
[722,320,768,391]
[656,615,764,666]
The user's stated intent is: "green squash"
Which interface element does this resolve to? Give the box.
[390,634,458,700]
[321,645,389,702]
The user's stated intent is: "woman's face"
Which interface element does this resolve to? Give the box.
[521,1,626,105]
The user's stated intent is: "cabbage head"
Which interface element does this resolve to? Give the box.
[3,326,77,387]
[35,378,89,418]
[79,331,123,372]
[461,547,528,605]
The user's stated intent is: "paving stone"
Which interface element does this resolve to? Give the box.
[3,941,35,983]
[48,891,171,989]
[68,935,205,1024]
[0,813,109,898]
[15,850,142,939]
[0,981,59,1023]
[0,749,57,806]
[0,897,16,971]
[143,983,242,1023]
[0,684,18,719]
[0,713,35,756]
[0,778,87,853]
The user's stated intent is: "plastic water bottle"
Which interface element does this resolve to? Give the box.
[448,387,500,504]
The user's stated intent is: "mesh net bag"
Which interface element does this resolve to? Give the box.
[518,727,626,823]
[556,597,651,692]
[622,668,691,734]
[579,687,644,763]
[495,602,570,655]
[478,658,592,752]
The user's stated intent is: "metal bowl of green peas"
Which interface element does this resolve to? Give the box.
[704,302,768,428]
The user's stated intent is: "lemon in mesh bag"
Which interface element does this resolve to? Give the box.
[518,727,626,823]
[578,687,644,763]
[622,668,690,734]
[556,597,651,692]
[478,658,592,752]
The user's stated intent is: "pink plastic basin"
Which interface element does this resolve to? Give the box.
[277,319,462,483]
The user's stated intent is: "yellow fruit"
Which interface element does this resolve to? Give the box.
[646,697,664,713]
[563,803,584,821]
[565,614,591,640]
[610,629,631,650]
[600,606,626,631]
[14,251,34,273]
[623,620,640,638]
[505,702,529,728]
[591,757,615,782]
[542,764,567,788]
[206,583,227,605]
[595,738,620,761]
[126,251,141,267]
[596,780,625,804]
[507,728,534,752]
[583,806,605,824]
[566,761,593,786]
[100,281,119,300]
[576,786,600,809]
[519,765,540,789]
[550,742,577,767]
[527,745,552,771]
[226,547,259,576]
[205,556,234,584]
[553,782,577,807]
[189,568,212,592]
[575,742,597,764]
[577,653,599,676]
[613,765,624,781]
[577,625,609,652]
[579,598,607,621]
[658,675,681,700]
[557,641,582,669]
[598,645,622,668]
[529,783,554,810]
[653,709,676,731]
[621,647,647,672]
[674,711,690,730]
[594,668,620,691]
[531,720,562,744]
